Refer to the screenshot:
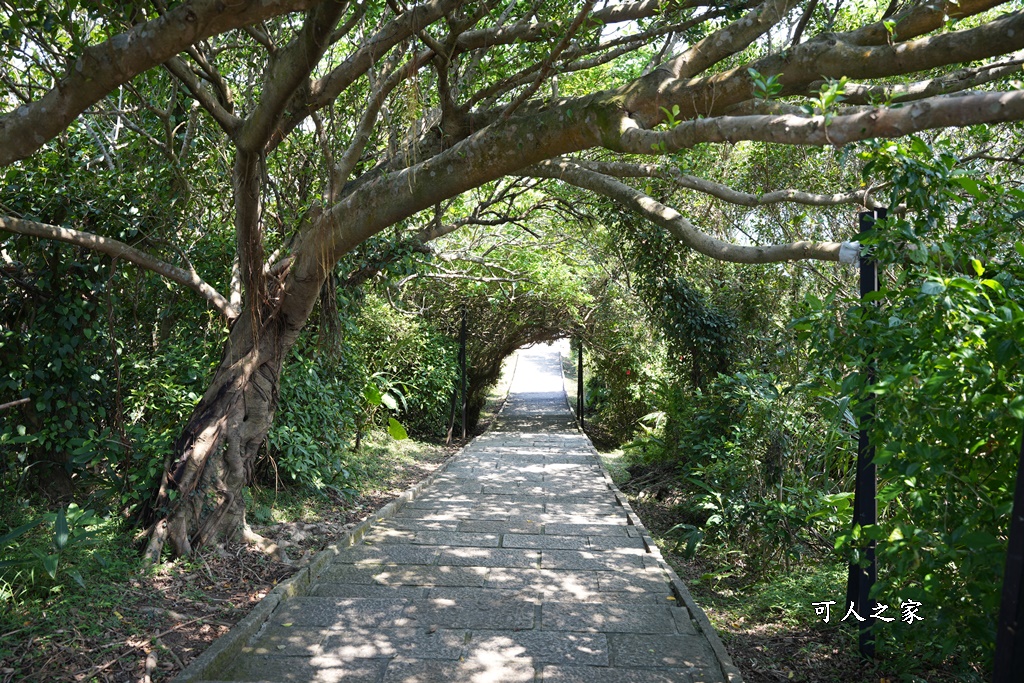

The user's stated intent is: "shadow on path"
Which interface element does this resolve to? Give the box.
[184,344,738,683]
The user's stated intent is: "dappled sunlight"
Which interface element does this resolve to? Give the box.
[180,344,728,681]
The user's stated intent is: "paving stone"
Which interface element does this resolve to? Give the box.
[407,496,478,508]
[243,625,327,656]
[395,509,510,521]
[425,587,541,605]
[319,627,467,660]
[540,604,680,634]
[378,519,461,532]
[540,514,629,526]
[361,528,417,544]
[391,509,464,520]
[309,584,427,599]
[383,656,535,683]
[465,630,609,666]
[672,607,698,635]
[477,472,546,482]
[471,503,547,516]
[502,533,589,550]
[437,547,540,568]
[317,564,488,587]
[483,493,586,504]
[506,484,609,495]
[193,346,733,683]
[541,549,645,571]
[216,654,387,682]
[458,519,545,534]
[544,523,628,536]
[414,531,499,547]
[540,665,697,683]
[485,568,598,595]
[587,535,646,551]
[545,503,623,516]
[595,567,673,594]
[609,633,721,671]
[404,598,535,629]
[332,544,441,566]
[271,598,412,629]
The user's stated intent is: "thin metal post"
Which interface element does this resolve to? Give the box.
[445,384,457,445]
[460,306,467,440]
[577,339,584,430]
[846,209,883,659]
[994,428,1024,682]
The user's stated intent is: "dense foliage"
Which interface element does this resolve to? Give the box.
[4,0,1024,676]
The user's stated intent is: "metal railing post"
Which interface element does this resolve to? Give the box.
[577,338,584,430]
[846,209,883,659]
[994,428,1024,682]
[460,306,467,440]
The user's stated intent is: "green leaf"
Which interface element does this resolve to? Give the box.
[387,418,408,440]
[363,383,382,406]
[42,553,59,579]
[981,279,1005,296]
[921,280,946,296]
[0,518,44,546]
[54,507,69,550]
[954,176,985,199]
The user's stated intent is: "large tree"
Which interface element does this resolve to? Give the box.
[3,0,1024,558]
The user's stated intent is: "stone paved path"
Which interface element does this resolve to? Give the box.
[195,344,738,683]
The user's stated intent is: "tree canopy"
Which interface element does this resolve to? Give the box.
[3,0,1024,565]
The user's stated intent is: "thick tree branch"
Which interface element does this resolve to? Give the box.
[0,0,322,167]
[237,0,349,151]
[269,0,463,151]
[526,160,850,264]
[665,0,802,80]
[623,0,1018,127]
[0,216,237,320]
[617,90,1024,153]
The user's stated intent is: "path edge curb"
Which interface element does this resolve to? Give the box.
[172,439,472,682]
[593,450,745,683]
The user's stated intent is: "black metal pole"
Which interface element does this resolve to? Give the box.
[994,427,1024,682]
[460,306,467,440]
[846,209,883,659]
[577,339,584,430]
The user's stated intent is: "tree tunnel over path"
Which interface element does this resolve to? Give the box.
[3,3,1024,639]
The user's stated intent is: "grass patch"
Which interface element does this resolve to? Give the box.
[596,449,629,486]
[475,351,517,430]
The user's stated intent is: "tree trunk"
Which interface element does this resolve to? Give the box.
[142,235,328,561]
